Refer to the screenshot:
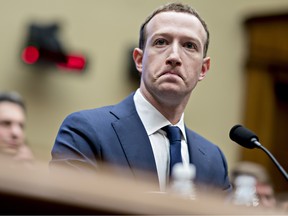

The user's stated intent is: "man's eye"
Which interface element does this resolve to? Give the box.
[184,42,197,50]
[0,121,11,127]
[154,39,167,46]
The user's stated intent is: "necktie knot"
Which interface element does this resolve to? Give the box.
[163,126,182,143]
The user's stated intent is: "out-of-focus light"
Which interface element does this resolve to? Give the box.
[57,54,86,71]
[21,46,39,64]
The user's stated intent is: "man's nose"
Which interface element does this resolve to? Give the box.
[165,43,182,67]
[11,124,23,138]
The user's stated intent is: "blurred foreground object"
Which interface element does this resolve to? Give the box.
[231,161,277,209]
[0,157,285,215]
[169,163,196,200]
[231,175,259,207]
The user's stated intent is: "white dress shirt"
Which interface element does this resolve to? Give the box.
[133,89,189,191]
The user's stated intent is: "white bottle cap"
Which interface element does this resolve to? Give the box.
[234,175,257,186]
[172,163,196,180]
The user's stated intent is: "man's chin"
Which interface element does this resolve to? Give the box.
[0,146,19,156]
[158,86,183,96]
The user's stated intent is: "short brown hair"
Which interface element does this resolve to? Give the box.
[0,91,26,112]
[138,2,210,57]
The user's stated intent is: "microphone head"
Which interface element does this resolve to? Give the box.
[229,124,259,149]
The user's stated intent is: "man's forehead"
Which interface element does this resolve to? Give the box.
[0,102,25,117]
[148,11,201,27]
[146,11,206,37]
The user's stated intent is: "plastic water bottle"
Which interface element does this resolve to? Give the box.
[170,163,196,200]
[232,175,259,207]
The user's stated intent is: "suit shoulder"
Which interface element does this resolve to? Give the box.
[186,128,217,147]
[185,128,226,157]
[65,93,135,121]
[63,105,115,124]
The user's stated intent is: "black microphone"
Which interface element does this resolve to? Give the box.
[229,124,288,181]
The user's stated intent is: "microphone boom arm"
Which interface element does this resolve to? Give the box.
[254,140,288,181]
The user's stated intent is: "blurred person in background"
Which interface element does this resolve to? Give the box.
[0,91,34,164]
[230,161,277,208]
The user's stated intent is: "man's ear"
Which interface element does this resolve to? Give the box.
[133,48,143,74]
[198,56,210,81]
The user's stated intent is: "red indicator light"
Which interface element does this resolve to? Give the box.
[21,46,40,64]
[57,54,86,71]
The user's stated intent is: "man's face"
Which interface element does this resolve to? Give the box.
[0,102,26,155]
[134,11,210,106]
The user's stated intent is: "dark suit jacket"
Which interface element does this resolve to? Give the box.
[51,93,231,191]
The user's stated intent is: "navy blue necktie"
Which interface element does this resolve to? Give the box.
[163,126,183,176]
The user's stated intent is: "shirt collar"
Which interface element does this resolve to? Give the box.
[134,89,187,141]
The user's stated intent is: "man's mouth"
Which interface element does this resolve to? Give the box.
[5,141,20,148]
[161,70,182,79]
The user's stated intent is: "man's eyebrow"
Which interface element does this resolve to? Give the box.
[0,120,11,124]
[150,32,170,39]
[151,31,202,40]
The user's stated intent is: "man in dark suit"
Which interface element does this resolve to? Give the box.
[51,2,231,192]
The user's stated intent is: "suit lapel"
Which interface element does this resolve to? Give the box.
[186,127,212,182]
[110,94,158,181]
